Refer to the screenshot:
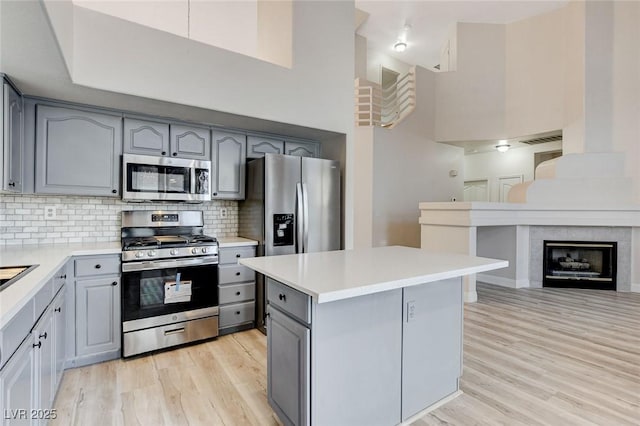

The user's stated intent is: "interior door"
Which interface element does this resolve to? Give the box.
[498,175,523,202]
[301,157,341,253]
[463,179,489,202]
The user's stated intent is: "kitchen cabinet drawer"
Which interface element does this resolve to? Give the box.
[219,301,255,328]
[34,278,53,321]
[0,299,34,369]
[219,247,256,265]
[219,264,255,284]
[267,278,311,325]
[75,255,120,277]
[219,282,255,305]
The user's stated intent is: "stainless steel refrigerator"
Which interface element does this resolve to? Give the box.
[239,154,341,333]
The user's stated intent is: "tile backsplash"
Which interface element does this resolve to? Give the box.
[0,194,238,246]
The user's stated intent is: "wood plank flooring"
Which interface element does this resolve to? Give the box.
[53,284,640,425]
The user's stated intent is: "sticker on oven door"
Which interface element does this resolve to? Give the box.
[164,280,192,304]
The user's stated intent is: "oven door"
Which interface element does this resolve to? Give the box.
[122,257,218,329]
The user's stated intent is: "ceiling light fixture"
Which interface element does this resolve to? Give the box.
[495,140,511,153]
[393,42,407,52]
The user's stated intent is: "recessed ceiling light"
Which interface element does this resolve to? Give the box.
[393,42,407,52]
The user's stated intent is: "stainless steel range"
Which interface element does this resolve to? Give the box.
[121,210,219,357]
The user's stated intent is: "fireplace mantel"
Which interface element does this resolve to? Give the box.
[419,202,640,302]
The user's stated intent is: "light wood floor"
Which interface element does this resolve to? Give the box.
[53,284,640,425]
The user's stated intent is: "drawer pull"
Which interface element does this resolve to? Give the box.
[39,332,48,340]
[33,341,42,349]
[278,293,286,302]
[164,327,185,336]
[54,307,62,313]
[58,274,67,279]
[235,291,241,296]
[95,264,102,269]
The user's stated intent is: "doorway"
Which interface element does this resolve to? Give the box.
[463,179,489,202]
[498,175,523,202]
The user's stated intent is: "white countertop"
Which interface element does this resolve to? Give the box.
[0,243,121,328]
[240,246,508,303]
[218,237,258,248]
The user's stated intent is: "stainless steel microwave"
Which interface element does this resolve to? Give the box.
[122,154,211,202]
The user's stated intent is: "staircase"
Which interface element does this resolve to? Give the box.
[354,67,416,128]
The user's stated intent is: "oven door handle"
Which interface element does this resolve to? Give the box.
[122,255,219,272]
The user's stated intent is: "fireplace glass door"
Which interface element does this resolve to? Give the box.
[543,241,616,290]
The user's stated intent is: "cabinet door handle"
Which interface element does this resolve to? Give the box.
[54,307,62,313]
[112,281,118,286]
[235,311,241,315]
[172,152,177,157]
[39,332,48,340]
[58,274,67,280]
[112,189,117,194]
[235,291,241,296]
[33,341,42,349]
[161,151,167,156]
[8,182,15,187]
[278,293,286,302]
[213,192,218,196]
[95,264,102,269]
[236,254,241,258]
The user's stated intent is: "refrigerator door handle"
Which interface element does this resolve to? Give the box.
[296,182,304,253]
[302,182,310,253]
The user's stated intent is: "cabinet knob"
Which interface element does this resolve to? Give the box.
[33,341,42,349]
[162,151,167,156]
[278,293,286,302]
[112,189,117,194]
[39,332,48,340]
[235,272,241,276]
[235,311,241,315]
[172,152,177,157]
[235,291,241,296]
[112,281,118,286]
[95,264,102,269]
[213,192,218,196]
[236,253,241,258]
[54,307,62,313]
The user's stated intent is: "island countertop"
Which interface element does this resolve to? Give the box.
[239,245,508,303]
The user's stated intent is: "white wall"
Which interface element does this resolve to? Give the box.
[366,47,411,84]
[464,141,561,202]
[355,33,367,79]
[435,23,506,142]
[372,67,464,248]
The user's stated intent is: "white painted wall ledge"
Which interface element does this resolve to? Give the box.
[419,201,640,227]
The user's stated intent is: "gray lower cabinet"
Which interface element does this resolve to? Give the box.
[267,306,310,426]
[0,281,66,426]
[218,245,256,335]
[123,117,170,157]
[68,254,121,367]
[266,278,463,426]
[211,130,246,200]
[35,104,122,197]
[247,135,284,159]
[0,335,34,426]
[2,81,23,193]
[170,123,210,160]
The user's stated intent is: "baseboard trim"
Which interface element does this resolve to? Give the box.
[477,273,530,288]
[400,390,463,425]
[631,283,640,293]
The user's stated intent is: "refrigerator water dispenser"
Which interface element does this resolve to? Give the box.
[273,214,294,246]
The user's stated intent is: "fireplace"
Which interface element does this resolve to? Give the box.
[543,241,617,290]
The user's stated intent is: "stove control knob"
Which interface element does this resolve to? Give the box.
[191,248,198,254]
[148,251,156,257]
[170,249,179,256]
[135,252,144,258]
[201,247,208,254]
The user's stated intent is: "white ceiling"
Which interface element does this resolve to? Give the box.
[355,0,568,70]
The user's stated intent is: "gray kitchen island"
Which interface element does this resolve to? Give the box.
[240,246,507,426]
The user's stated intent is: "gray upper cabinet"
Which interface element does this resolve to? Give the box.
[211,130,246,200]
[123,117,170,156]
[247,135,284,159]
[35,104,122,197]
[170,124,211,160]
[2,82,23,192]
[284,140,320,158]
